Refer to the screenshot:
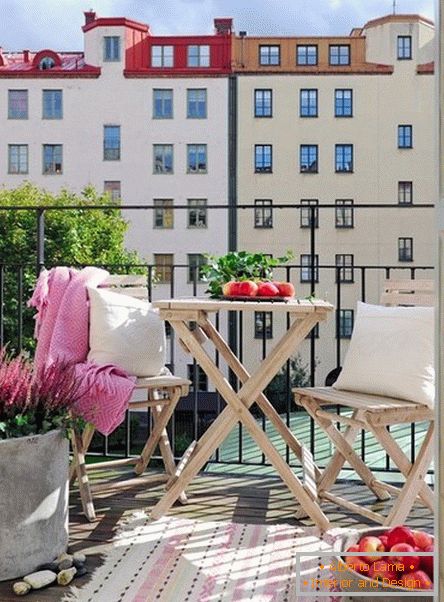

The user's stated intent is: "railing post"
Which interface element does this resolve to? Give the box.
[36,208,45,275]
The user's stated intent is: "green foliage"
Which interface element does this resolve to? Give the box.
[264,356,310,414]
[201,250,294,298]
[0,184,143,352]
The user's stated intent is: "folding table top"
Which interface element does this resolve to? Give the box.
[153,297,333,314]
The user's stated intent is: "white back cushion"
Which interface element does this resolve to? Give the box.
[88,287,166,377]
[333,302,434,407]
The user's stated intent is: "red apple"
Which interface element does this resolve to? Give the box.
[379,534,389,549]
[257,281,280,297]
[236,281,258,297]
[227,281,241,296]
[420,545,434,579]
[387,526,415,548]
[400,570,433,590]
[222,281,235,296]
[368,560,397,581]
[359,535,385,563]
[390,543,420,572]
[412,530,433,550]
[276,282,295,297]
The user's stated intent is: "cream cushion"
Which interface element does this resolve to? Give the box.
[333,302,434,408]
[87,287,166,377]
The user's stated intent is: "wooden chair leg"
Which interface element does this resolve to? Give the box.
[71,428,96,522]
[69,422,95,484]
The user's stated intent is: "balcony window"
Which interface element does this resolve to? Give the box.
[151,45,174,67]
[398,181,413,205]
[255,145,272,173]
[335,144,353,172]
[398,237,413,262]
[154,199,174,229]
[300,254,319,283]
[254,200,273,228]
[104,181,121,201]
[103,126,120,160]
[300,144,318,173]
[8,90,28,119]
[187,45,210,67]
[254,89,272,117]
[259,45,280,66]
[8,144,28,174]
[187,144,207,173]
[154,253,173,283]
[329,44,350,65]
[188,254,206,283]
[300,199,319,228]
[335,254,354,283]
[187,89,207,119]
[153,144,173,174]
[254,311,273,339]
[398,125,412,148]
[397,35,412,60]
[335,89,352,117]
[42,90,62,119]
[187,199,207,228]
[297,44,317,65]
[338,309,354,339]
[42,144,62,174]
[187,364,208,391]
[335,199,354,228]
[153,89,173,119]
[300,89,318,117]
[103,36,120,61]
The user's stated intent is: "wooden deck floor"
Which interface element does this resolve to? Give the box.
[0,469,433,601]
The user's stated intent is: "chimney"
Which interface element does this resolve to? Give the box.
[214,18,233,35]
[23,50,30,63]
[84,10,96,25]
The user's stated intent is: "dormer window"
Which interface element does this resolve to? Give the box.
[187,45,210,67]
[103,36,120,62]
[397,35,412,60]
[39,56,56,70]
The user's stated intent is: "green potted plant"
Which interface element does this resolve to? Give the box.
[0,349,84,581]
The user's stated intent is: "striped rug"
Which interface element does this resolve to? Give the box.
[65,513,349,602]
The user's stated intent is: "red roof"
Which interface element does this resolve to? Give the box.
[0,51,100,77]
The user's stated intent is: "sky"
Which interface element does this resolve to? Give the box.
[0,0,435,52]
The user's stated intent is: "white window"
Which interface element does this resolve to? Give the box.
[104,36,120,61]
[8,145,28,174]
[187,45,210,67]
[43,144,62,174]
[153,145,173,174]
[151,45,174,67]
[42,90,62,119]
[8,90,28,119]
[154,199,174,229]
[187,199,207,228]
[187,144,207,173]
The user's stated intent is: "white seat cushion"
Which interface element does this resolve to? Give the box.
[87,287,166,378]
[333,302,434,408]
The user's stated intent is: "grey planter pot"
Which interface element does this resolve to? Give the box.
[0,429,69,581]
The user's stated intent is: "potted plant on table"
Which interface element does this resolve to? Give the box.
[0,349,84,581]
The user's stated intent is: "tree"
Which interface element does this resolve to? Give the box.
[264,356,311,414]
[0,184,143,352]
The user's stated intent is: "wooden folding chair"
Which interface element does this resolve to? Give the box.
[69,275,190,521]
[293,278,435,525]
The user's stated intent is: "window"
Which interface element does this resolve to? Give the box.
[398,35,412,60]
[259,45,280,66]
[153,144,173,174]
[398,125,412,148]
[300,89,318,117]
[187,144,207,173]
[103,36,120,61]
[398,181,413,205]
[153,89,173,119]
[154,199,174,229]
[104,181,121,201]
[335,89,352,117]
[398,237,413,262]
[254,312,273,339]
[187,45,210,67]
[8,144,28,174]
[39,56,55,70]
[188,254,206,283]
[154,253,174,283]
[335,199,354,228]
[151,45,174,67]
[187,199,207,228]
[300,199,319,228]
[335,144,353,172]
[42,144,62,174]
[254,89,272,117]
[300,254,319,283]
[300,145,318,173]
[338,309,354,339]
[187,364,208,391]
[255,145,272,173]
[335,254,354,283]
[329,45,350,65]
[42,90,62,119]
[187,89,207,118]
[8,90,28,119]
[297,44,317,65]
[103,125,120,160]
[254,200,273,228]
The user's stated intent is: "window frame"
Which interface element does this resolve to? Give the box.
[187,144,208,174]
[259,45,280,66]
[296,44,318,66]
[254,199,273,228]
[187,88,207,119]
[300,254,319,283]
[42,89,63,119]
[398,237,413,262]
[335,144,354,173]
[335,254,354,283]
[398,181,413,205]
[329,44,350,66]
[254,145,273,173]
[42,144,63,175]
[153,144,174,174]
[187,45,210,68]
[187,253,206,283]
[398,125,413,149]
[154,253,174,283]
[254,311,273,339]
[151,45,174,68]
[103,125,121,161]
[153,199,174,229]
[8,90,28,120]
[104,181,121,201]
[103,36,121,62]
[153,89,173,119]
[397,35,412,60]
[187,199,208,228]
[335,199,354,228]
[335,89,353,118]
[300,144,318,173]
[8,144,28,174]
[300,89,318,118]
[254,89,273,118]
[338,309,354,339]
[300,199,319,228]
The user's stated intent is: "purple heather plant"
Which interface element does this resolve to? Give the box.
[0,348,85,439]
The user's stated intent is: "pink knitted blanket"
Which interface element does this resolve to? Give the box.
[29,267,135,435]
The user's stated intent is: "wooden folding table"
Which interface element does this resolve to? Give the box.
[150,297,333,530]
